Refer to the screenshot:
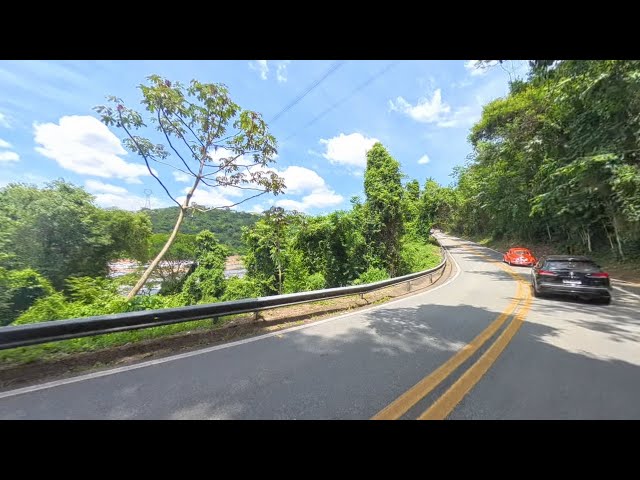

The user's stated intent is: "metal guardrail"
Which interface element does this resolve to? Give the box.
[0,247,448,350]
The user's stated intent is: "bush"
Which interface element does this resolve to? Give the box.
[14,293,71,325]
[399,240,441,275]
[305,272,326,291]
[351,267,389,285]
[221,277,263,301]
[0,268,55,325]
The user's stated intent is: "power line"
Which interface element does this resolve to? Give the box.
[282,61,400,143]
[269,61,347,124]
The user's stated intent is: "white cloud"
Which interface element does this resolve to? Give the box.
[179,186,235,209]
[300,190,343,207]
[85,179,128,195]
[246,164,343,213]
[0,151,19,163]
[464,60,499,76]
[172,171,191,183]
[275,199,306,211]
[250,204,266,213]
[249,60,269,80]
[418,154,430,165]
[0,136,19,163]
[84,179,169,210]
[389,89,451,123]
[278,166,326,194]
[319,132,379,169]
[277,61,291,83]
[82,181,168,210]
[436,105,481,128]
[92,192,166,210]
[33,115,149,183]
[0,112,10,128]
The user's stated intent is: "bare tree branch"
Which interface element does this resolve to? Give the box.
[118,111,181,207]
[192,191,268,212]
[157,110,198,177]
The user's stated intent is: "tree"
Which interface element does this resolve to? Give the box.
[95,75,286,299]
[148,233,198,293]
[242,207,299,295]
[181,231,229,303]
[0,181,151,289]
[363,143,405,276]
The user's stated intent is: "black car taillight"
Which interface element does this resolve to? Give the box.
[538,270,557,276]
[588,272,609,278]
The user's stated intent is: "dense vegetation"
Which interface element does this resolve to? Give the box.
[0,142,441,337]
[427,60,640,265]
[146,207,258,253]
[0,181,152,325]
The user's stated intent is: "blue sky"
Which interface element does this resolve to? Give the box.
[0,60,529,214]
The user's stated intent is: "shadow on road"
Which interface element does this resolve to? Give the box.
[2,284,639,420]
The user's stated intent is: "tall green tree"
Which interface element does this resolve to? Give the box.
[363,143,405,276]
[95,75,286,299]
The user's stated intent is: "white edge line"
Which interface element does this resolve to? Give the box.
[0,237,464,400]
[613,285,640,299]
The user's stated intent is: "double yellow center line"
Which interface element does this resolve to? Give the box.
[372,244,533,420]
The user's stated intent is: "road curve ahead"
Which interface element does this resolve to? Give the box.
[1,234,639,419]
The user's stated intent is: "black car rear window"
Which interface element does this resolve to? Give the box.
[544,260,600,272]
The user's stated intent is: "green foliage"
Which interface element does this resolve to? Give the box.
[181,231,229,304]
[283,250,326,294]
[221,277,263,301]
[363,143,405,276]
[0,181,152,289]
[242,207,300,295]
[439,60,640,260]
[146,207,258,253]
[399,240,442,275]
[0,267,54,325]
[351,267,389,286]
[14,293,71,325]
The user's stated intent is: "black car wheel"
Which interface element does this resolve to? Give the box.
[596,296,612,305]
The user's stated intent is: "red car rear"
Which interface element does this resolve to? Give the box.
[503,247,536,267]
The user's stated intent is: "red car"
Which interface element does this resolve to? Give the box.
[503,247,537,267]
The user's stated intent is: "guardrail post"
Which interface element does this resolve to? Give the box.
[407,280,411,292]
[212,316,218,326]
[253,311,259,322]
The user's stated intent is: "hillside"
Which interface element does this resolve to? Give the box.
[145,207,259,253]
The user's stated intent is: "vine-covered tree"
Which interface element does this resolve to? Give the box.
[363,143,405,276]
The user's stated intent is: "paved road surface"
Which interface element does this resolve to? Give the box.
[1,234,638,419]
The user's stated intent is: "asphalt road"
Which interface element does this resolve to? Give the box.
[1,233,638,419]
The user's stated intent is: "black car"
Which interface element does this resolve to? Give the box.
[531,255,612,304]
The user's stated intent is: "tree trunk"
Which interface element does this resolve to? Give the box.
[612,214,625,261]
[546,224,552,242]
[126,175,201,300]
[602,219,615,252]
[586,227,592,252]
[126,207,186,300]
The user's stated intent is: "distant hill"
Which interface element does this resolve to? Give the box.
[145,207,259,253]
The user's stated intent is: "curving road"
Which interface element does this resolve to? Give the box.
[1,234,639,419]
